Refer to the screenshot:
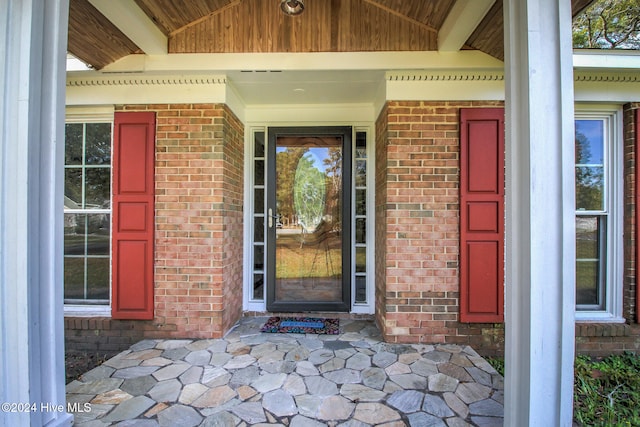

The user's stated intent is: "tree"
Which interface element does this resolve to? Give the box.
[573,0,640,49]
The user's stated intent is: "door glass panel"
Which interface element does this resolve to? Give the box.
[253,273,264,300]
[254,217,264,242]
[355,189,366,215]
[254,160,265,186]
[355,247,366,273]
[254,188,264,213]
[274,136,343,303]
[355,218,366,244]
[254,245,264,270]
[355,160,367,186]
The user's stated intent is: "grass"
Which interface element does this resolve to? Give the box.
[574,352,640,427]
[486,352,640,426]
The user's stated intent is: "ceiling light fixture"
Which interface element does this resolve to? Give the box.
[281,0,304,16]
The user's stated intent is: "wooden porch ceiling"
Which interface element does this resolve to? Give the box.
[68,0,595,70]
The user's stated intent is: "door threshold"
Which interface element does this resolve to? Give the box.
[242,310,374,321]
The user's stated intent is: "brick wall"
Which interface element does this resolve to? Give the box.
[66,103,244,354]
[375,100,505,356]
[376,100,640,358]
[623,103,639,323]
[375,103,389,337]
[65,100,640,359]
[575,323,640,357]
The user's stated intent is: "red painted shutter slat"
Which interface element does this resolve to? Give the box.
[460,108,505,323]
[112,112,155,320]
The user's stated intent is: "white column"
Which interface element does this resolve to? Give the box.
[503,0,576,426]
[0,1,72,426]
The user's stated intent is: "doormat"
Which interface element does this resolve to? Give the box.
[260,316,339,335]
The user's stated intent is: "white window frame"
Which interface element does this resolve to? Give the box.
[64,107,114,317]
[574,105,623,322]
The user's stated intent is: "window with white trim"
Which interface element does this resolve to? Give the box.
[64,120,112,305]
[575,108,622,320]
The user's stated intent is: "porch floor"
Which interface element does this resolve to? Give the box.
[66,317,504,426]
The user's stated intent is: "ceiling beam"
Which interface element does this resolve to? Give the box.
[438,0,496,52]
[88,0,167,55]
[363,0,438,33]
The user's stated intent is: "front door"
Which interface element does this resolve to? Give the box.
[266,127,351,312]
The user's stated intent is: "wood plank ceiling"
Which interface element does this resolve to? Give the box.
[68,0,595,70]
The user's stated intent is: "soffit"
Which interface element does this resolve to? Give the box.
[467,0,598,61]
[68,0,595,70]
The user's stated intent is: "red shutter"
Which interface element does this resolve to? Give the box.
[460,108,505,323]
[112,112,155,320]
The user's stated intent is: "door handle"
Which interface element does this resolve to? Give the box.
[268,208,273,228]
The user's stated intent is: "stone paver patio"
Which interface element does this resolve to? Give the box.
[66,317,503,426]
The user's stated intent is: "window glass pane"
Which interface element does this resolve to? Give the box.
[65,169,83,209]
[64,120,112,305]
[575,120,604,165]
[85,168,111,209]
[355,160,367,187]
[253,273,264,300]
[255,160,265,186]
[254,245,264,270]
[576,261,599,305]
[255,132,265,158]
[576,166,604,211]
[355,276,367,303]
[356,247,366,273]
[355,218,366,244]
[575,119,605,212]
[254,188,264,213]
[65,123,84,165]
[576,217,598,259]
[86,258,110,299]
[64,257,85,299]
[64,214,86,255]
[576,216,605,309]
[254,217,264,242]
[85,123,112,165]
[356,132,367,159]
[355,189,366,215]
[86,214,110,255]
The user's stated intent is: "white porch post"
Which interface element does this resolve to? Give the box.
[503,0,576,426]
[0,0,72,426]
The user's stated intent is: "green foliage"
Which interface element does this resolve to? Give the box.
[486,353,640,426]
[574,352,640,426]
[573,0,640,49]
[486,357,504,376]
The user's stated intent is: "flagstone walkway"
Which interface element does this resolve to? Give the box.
[66,317,503,426]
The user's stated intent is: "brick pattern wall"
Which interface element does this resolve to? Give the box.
[66,100,640,359]
[219,106,244,333]
[65,318,156,357]
[375,101,505,356]
[575,323,640,357]
[375,103,389,337]
[376,100,640,357]
[66,103,244,355]
[623,103,639,323]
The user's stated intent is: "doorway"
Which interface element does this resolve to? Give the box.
[266,127,352,312]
